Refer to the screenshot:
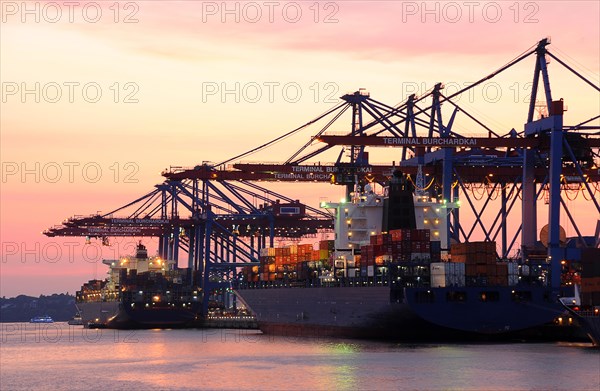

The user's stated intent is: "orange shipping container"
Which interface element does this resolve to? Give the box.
[476,264,487,275]
[450,242,467,256]
[496,263,508,276]
[450,254,466,263]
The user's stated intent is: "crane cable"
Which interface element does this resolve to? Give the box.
[407,175,435,191]
[216,102,346,166]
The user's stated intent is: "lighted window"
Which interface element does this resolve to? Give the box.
[480,291,500,302]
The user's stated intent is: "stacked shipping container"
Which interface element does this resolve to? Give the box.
[242,237,529,289]
[362,229,437,264]
[241,241,336,282]
[450,241,516,286]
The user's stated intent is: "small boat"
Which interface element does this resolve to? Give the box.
[67,313,83,326]
[87,320,108,329]
[29,316,54,323]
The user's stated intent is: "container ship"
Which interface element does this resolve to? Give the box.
[234,173,592,341]
[76,243,202,329]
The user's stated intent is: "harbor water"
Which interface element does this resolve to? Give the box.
[1,323,598,390]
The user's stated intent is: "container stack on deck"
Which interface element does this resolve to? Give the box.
[449,241,517,286]
[240,234,539,289]
[241,241,337,282]
[362,228,438,279]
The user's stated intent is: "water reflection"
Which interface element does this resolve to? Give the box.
[1,325,598,391]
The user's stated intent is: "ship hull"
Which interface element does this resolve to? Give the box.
[405,286,569,334]
[77,301,201,329]
[105,304,202,329]
[235,285,582,341]
[77,302,120,326]
[236,286,448,340]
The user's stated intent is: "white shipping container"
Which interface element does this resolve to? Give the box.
[347,267,358,277]
[430,263,447,275]
[430,262,465,287]
[431,274,446,288]
[367,265,374,277]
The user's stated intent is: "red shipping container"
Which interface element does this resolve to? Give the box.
[411,242,420,253]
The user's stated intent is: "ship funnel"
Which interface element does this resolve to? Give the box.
[135,242,148,259]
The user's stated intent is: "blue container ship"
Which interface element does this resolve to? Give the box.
[235,173,592,341]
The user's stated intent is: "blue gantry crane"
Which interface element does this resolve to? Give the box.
[46,38,599,314]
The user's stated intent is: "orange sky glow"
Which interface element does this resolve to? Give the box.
[1,1,599,297]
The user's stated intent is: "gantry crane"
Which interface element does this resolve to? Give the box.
[46,38,599,311]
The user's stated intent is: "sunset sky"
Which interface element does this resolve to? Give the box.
[1,1,599,297]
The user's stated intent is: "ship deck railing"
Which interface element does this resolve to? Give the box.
[235,276,430,290]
